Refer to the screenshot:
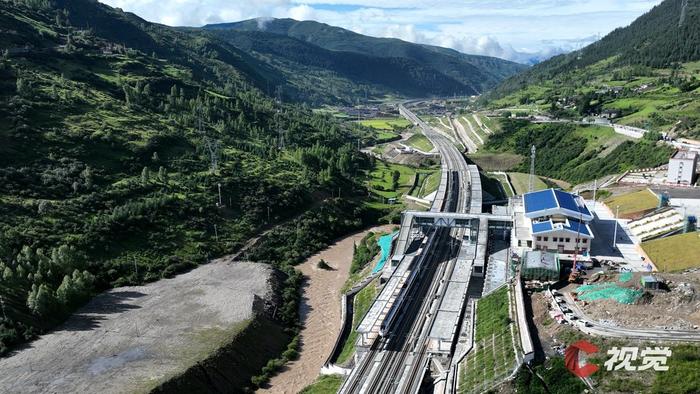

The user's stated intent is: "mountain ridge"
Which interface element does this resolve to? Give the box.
[203,18,527,103]
[484,0,700,138]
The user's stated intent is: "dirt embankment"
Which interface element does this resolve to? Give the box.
[0,259,286,394]
[578,272,700,330]
[260,225,394,394]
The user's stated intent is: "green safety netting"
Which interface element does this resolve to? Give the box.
[577,283,643,304]
[618,272,633,282]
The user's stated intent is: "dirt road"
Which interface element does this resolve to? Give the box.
[261,225,394,394]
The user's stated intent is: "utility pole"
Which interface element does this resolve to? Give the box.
[592,178,597,212]
[528,145,536,193]
[613,205,620,249]
[0,296,7,320]
[217,183,222,207]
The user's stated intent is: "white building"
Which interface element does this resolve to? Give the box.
[522,189,594,254]
[667,150,698,185]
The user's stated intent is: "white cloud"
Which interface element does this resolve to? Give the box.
[288,4,316,21]
[99,0,663,63]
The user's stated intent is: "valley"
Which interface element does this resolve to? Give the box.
[2,0,700,393]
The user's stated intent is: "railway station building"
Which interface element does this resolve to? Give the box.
[520,189,594,254]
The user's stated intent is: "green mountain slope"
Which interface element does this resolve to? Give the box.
[0,0,378,376]
[204,18,527,104]
[486,0,700,138]
[207,29,470,103]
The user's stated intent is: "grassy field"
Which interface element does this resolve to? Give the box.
[507,172,548,195]
[417,171,441,198]
[358,117,411,130]
[458,287,516,394]
[367,161,417,202]
[479,114,501,133]
[468,152,523,172]
[312,107,349,118]
[488,173,514,197]
[604,189,659,216]
[335,280,379,364]
[409,170,440,198]
[573,124,632,156]
[299,374,344,393]
[642,232,700,272]
[405,133,434,152]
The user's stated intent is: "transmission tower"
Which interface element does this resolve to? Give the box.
[679,0,688,27]
[197,105,221,174]
[528,145,536,193]
[275,87,286,150]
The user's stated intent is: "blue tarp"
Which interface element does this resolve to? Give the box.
[372,231,398,274]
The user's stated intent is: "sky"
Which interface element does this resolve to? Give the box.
[99,0,664,64]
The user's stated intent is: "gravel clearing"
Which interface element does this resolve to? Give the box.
[0,259,273,394]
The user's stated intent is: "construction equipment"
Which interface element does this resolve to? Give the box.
[568,270,581,283]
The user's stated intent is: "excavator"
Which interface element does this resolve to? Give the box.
[568,269,580,283]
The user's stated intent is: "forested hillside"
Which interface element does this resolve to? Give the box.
[481,119,674,184]
[206,29,467,104]
[0,0,377,370]
[485,0,700,138]
[204,18,526,104]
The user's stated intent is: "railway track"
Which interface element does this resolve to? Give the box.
[340,105,472,394]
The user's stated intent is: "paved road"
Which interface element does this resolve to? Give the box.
[585,200,654,272]
[555,290,700,342]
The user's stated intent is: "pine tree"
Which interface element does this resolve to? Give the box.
[141,166,150,184]
[32,284,55,316]
[56,275,75,306]
[16,77,26,96]
[2,266,13,282]
[158,166,167,183]
[82,166,92,188]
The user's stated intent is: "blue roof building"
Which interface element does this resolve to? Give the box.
[530,218,593,238]
[524,189,593,221]
[521,189,595,255]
